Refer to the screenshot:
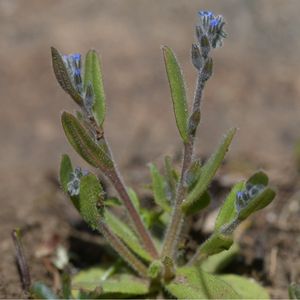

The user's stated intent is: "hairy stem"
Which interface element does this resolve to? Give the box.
[99,221,148,276]
[106,167,159,259]
[161,73,206,260]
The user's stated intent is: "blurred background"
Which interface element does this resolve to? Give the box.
[0,0,299,298]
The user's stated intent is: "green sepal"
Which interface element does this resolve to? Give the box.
[215,181,244,231]
[61,112,113,170]
[197,232,233,260]
[59,154,73,194]
[165,266,240,299]
[182,128,236,212]
[237,187,275,221]
[84,50,106,126]
[182,191,211,216]
[104,210,152,262]
[79,174,104,230]
[218,274,270,299]
[162,46,189,143]
[148,260,163,279]
[149,163,171,212]
[31,282,58,299]
[72,269,150,298]
[51,47,83,106]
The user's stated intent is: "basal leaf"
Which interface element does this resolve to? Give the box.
[51,47,83,106]
[218,274,269,299]
[165,266,240,299]
[72,269,150,298]
[79,174,104,230]
[182,128,236,212]
[214,181,244,231]
[162,46,189,143]
[61,112,113,170]
[84,50,106,126]
[149,163,171,212]
[104,210,152,262]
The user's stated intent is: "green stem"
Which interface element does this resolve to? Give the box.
[99,221,148,276]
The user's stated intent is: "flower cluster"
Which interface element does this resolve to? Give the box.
[197,10,227,49]
[63,53,83,94]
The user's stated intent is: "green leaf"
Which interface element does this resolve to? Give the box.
[247,170,269,187]
[51,47,83,106]
[218,274,270,299]
[289,283,300,299]
[61,273,72,299]
[186,159,202,191]
[162,46,189,143]
[31,282,58,299]
[182,128,236,212]
[79,174,104,230]
[215,181,244,231]
[201,243,239,273]
[197,232,233,259]
[149,163,171,212]
[127,187,140,211]
[164,156,178,198]
[238,187,275,221]
[165,266,240,299]
[182,191,211,216]
[59,154,73,194]
[84,50,106,126]
[72,269,150,298]
[104,197,122,207]
[104,210,152,261]
[61,112,113,170]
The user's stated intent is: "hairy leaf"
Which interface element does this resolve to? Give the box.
[51,47,83,105]
[149,163,171,212]
[104,211,152,262]
[162,46,189,143]
[218,275,269,299]
[182,128,236,212]
[84,50,106,126]
[61,112,113,170]
[165,266,240,299]
[79,174,104,230]
[215,181,244,231]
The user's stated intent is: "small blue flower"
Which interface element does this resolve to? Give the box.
[210,18,220,28]
[198,11,214,18]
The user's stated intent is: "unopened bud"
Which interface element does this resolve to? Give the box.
[191,44,202,71]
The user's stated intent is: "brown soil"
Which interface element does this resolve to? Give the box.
[0,1,299,299]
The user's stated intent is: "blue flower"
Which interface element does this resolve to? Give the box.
[198,11,214,18]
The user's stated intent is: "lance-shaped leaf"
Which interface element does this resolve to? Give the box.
[84,50,106,126]
[79,174,104,230]
[104,210,152,262]
[182,191,211,216]
[215,181,244,231]
[162,46,189,143]
[72,269,150,298]
[149,163,171,212]
[182,128,236,212]
[237,187,275,221]
[218,275,270,299]
[61,112,113,170]
[51,47,83,106]
[165,266,240,299]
